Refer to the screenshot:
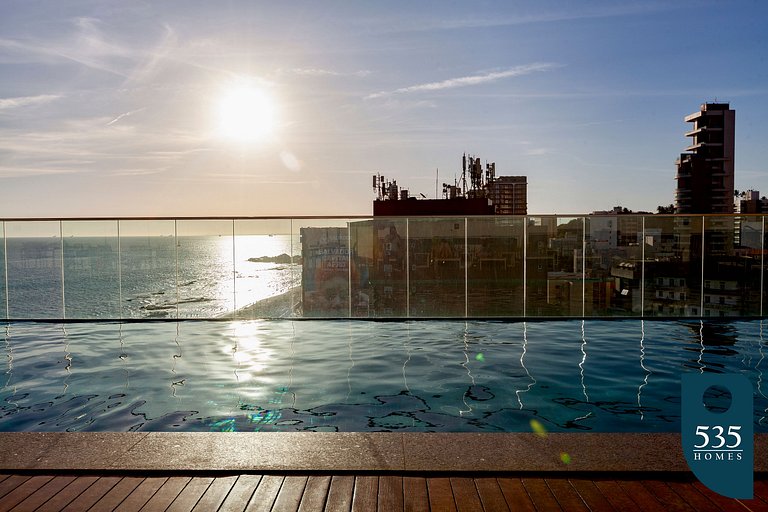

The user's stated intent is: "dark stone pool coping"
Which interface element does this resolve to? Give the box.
[1,433,766,473]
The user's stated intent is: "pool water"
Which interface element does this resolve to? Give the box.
[1,320,766,433]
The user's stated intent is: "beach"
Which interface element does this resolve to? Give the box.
[228,286,302,319]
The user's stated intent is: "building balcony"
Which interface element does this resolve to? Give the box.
[684,111,703,122]
[686,142,723,152]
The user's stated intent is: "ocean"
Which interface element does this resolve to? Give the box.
[2,235,300,319]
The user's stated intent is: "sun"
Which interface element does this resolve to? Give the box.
[216,84,277,142]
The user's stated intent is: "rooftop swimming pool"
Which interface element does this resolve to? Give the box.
[2,319,766,433]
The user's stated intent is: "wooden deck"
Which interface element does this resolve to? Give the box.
[1,472,767,511]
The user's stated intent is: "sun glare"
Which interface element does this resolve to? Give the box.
[216,84,277,142]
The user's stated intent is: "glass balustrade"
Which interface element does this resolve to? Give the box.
[0,215,765,320]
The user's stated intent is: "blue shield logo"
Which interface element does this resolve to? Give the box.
[681,374,753,499]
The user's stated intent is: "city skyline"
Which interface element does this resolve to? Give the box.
[1,1,767,217]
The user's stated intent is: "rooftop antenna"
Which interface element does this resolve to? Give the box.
[435,168,438,199]
[461,154,467,196]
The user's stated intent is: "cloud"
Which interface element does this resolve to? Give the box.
[0,165,81,178]
[106,107,146,126]
[0,94,61,110]
[367,3,675,35]
[278,68,371,78]
[366,63,558,99]
[0,17,138,78]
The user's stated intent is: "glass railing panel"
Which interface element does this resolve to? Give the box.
[175,220,235,319]
[526,216,584,316]
[467,216,524,316]
[643,215,703,317]
[233,219,298,319]
[118,220,177,319]
[0,215,764,320]
[0,222,6,320]
[295,218,351,318]
[702,215,762,317]
[349,217,404,317]
[408,217,466,317]
[5,221,63,319]
[764,216,768,317]
[61,220,120,319]
[584,215,642,316]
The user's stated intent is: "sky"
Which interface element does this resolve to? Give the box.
[1,0,767,218]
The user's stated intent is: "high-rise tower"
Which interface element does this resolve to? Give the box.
[675,103,735,214]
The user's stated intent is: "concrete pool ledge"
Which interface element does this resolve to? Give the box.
[1,432,767,473]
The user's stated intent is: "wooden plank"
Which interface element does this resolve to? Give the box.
[0,476,31,501]
[0,475,53,512]
[427,477,456,512]
[0,476,9,486]
[324,475,354,512]
[402,476,429,512]
[592,479,641,512]
[545,479,589,512]
[7,475,76,512]
[351,476,378,512]
[449,477,483,512]
[737,497,768,512]
[61,476,123,512]
[139,477,192,512]
[666,481,722,512]
[271,476,308,512]
[244,474,284,512]
[753,480,768,507]
[690,481,753,512]
[616,480,667,511]
[220,474,263,512]
[113,477,168,512]
[166,477,214,512]
[473,478,509,512]
[497,478,536,512]
[521,478,562,511]
[88,476,144,512]
[191,475,239,512]
[567,479,615,512]
[377,476,403,512]
[740,479,768,511]
[640,480,695,512]
[298,475,331,512]
[36,476,100,512]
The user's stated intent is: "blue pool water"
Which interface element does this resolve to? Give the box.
[1,319,767,433]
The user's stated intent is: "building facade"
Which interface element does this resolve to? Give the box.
[675,102,735,214]
[487,176,527,215]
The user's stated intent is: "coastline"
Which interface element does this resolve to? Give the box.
[228,286,302,319]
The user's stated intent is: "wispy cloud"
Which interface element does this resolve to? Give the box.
[0,17,138,78]
[0,165,81,178]
[366,63,558,99]
[0,94,61,110]
[278,67,371,78]
[106,107,146,126]
[367,3,675,35]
